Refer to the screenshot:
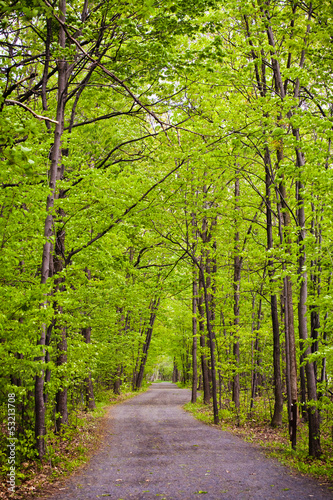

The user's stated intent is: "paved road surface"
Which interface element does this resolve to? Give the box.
[45,383,333,499]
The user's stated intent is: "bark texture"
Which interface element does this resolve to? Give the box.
[264,148,283,427]
[191,277,198,404]
[136,297,160,389]
[232,176,241,409]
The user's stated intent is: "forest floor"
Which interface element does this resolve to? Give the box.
[25,382,333,500]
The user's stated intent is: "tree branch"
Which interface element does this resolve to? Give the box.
[4,100,59,124]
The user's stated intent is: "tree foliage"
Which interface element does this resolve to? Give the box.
[1,0,333,475]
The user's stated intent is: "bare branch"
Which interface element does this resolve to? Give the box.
[4,100,59,124]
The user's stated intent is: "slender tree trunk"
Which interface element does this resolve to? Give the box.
[81,269,95,410]
[198,274,210,405]
[264,148,283,426]
[191,276,198,403]
[277,174,298,421]
[196,187,218,411]
[35,327,46,459]
[295,152,321,457]
[113,365,122,395]
[318,314,328,401]
[299,354,307,420]
[199,260,219,424]
[55,323,68,433]
[54,211,68,433]
[282,277,291,408]
[216,307,225,410]
[207,238,218,395]
[44,322,53,406]
[132,328,144,389]
[136,297,160,389]
[197,374,202,391]
[250,340,259,407]
[250,295,262,411]
[310,307,320,380]
[310,203,321,387]
[276,177,297,449]
[232,176,241,409]
[172,360,179,383]
[82,326,95,410]
[191,208,198,402]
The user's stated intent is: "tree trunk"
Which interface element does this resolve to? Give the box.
[232,176,241,409]
[191,277,198,403]
[113,365,123,395]
[277,174,298,424]
[199,260,219,424]
[198,274,210,405]
[82,269,95,410]
[54,215,68,432]
[191,209,198,403]
[55,325,68,433]
[310,307,320,380]
[35,326,46,459]
[296,153,321,457]
[82,326,95,410]
[310,202,321,387]
[35,0,68,458]
[250,295,262,411]
[172,360,179,383]
[264,147,283,426]
[136,297,160,389]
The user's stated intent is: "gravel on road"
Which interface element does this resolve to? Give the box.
[44,382,333,500]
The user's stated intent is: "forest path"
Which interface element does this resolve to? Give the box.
[45,383,332,500]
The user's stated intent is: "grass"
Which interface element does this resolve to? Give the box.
[0,388,143,500]
[184,396,333,488]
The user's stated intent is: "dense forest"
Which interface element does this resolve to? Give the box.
[1,0,332,476]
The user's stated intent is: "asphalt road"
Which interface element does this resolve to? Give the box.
[45,382,333,500]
